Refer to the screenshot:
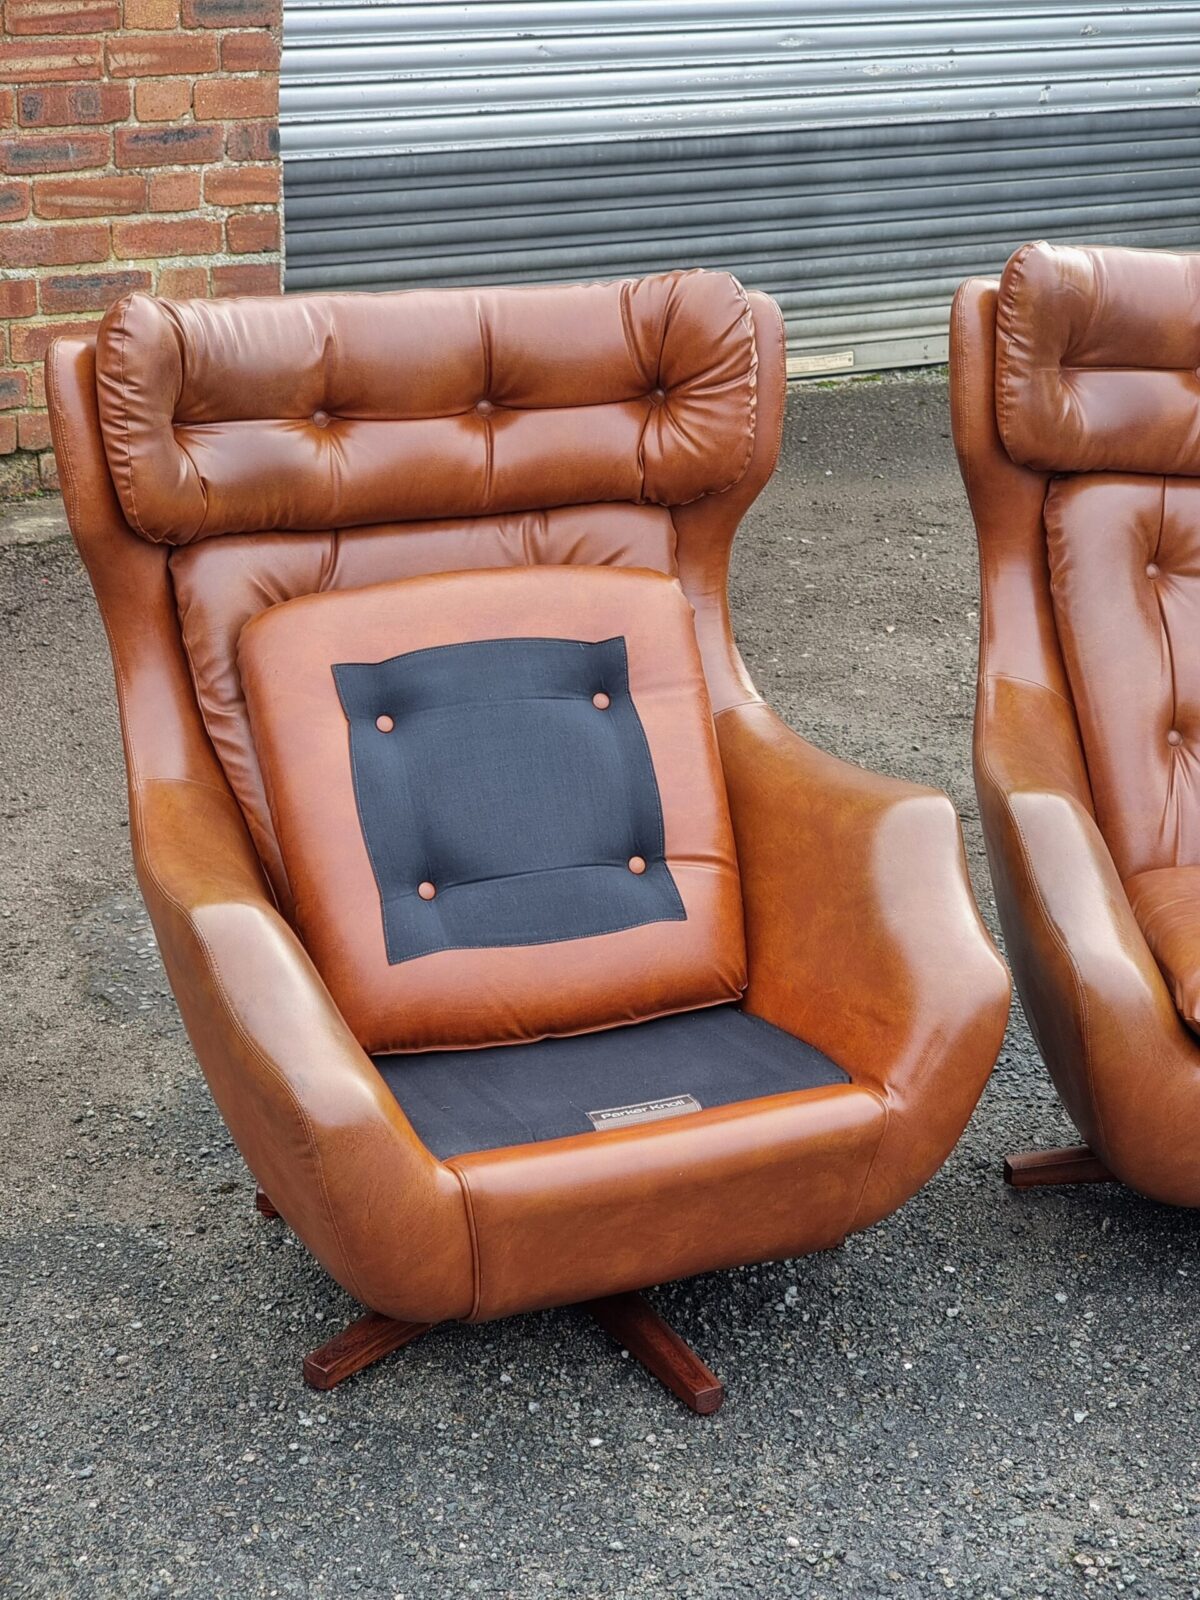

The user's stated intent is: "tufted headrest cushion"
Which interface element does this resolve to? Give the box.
[93,270,758,545]
[995,241,1200,476]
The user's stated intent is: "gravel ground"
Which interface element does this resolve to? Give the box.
[2,373,1198,1600]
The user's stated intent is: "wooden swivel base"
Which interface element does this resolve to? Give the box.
[1003,1144,1116,1189]
[257,1188,725,1413]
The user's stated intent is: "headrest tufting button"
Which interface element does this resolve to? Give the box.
[1168,730,1183,746]
[475,398,494,416]
[1146,562,1161,578]
[312,409,330,428]
[592,692,611,710]
[418,880,437,901]
[375,714,394,733]
[627,855,647,875]
[649,387,666,405]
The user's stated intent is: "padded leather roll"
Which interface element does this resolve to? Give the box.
[996,241,1200,475]
[94,271,758,544]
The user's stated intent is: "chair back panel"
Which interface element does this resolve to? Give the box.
[995,241,1200,878]
[170,503,675,910]
[1045,474,1200,877]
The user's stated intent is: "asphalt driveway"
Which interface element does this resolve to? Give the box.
[2,372,1197,1600]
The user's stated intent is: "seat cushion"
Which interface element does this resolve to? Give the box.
[237,564,746,1052]
[375,1005,848,1160]
[1126,866,1200,1030]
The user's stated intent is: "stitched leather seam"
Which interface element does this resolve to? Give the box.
[949,287,975,506]
[994,240,1036,458]
[985,671,1075,708]
[46,348,82,531]
[767,292,785,466]
[846,1084,891,1235]
[1150,476,1183,864]
[113,294,145,540]
[449,1163,482,1320]
[617,277,642,386]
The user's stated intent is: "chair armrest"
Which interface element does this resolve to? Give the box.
[131,776,473,1320]
[716,702,1010,1226]
[977,674,1200,1202]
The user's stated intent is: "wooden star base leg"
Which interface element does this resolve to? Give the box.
[303,1312,434,1391]
[1004,1144,1116,1189]
[585,1290,725,1416]
[254,1185,279,1219]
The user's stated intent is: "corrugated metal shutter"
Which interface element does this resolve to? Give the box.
[279,2,1200,373]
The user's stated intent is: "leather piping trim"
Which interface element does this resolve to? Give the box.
[449,1162,483,1321]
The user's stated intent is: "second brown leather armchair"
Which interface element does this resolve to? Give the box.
[953,240,1200,1207]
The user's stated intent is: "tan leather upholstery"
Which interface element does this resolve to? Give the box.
[1125,869,1200,1031]
[952,239,1200,1205]
[49,270,1008,1328]
[96,274,757,543]
[170,505,677,912]
[1045,474,1200,879]
[996,240,1200,475]
[238,566,745,1052]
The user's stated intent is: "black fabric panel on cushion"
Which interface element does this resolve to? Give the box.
[332,634,684,964]
[374,1006,849,1160]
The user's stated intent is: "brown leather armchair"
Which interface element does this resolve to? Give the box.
[48,270,1008,1409]
[952,240,1200,1206]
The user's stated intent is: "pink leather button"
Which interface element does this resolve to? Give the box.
[475,399,494,416]
[1146,562,1160,578]
[1168,730,1183,746]
[592,692,611,710]
[627,855,647,875]
[312,409,330,428]
[418,881,437,901]
[375,714,394,733]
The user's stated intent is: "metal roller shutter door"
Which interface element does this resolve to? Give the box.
[280,2,1200,373]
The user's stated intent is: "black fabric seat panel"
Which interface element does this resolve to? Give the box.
[332,633,684,964]
[374,1006,849,1160]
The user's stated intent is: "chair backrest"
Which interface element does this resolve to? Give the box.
[64,271,785,912]
[977,241,1200,879]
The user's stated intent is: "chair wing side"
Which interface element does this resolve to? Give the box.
[716,702,1010,1229]
[951,277,1200,1207]
[46,336,475,1323]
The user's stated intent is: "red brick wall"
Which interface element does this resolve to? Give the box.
[0,0,283,496]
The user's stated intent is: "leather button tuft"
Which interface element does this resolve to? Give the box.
[1146,562,1161,578]
[475,398,494,416]
[627,855,647,875]
[592,692,611,710]
[375,714,394,733]
[648,387,666,405]
[312,409,330,428]
[418,880,437,901]
[1168,730,1183,747]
